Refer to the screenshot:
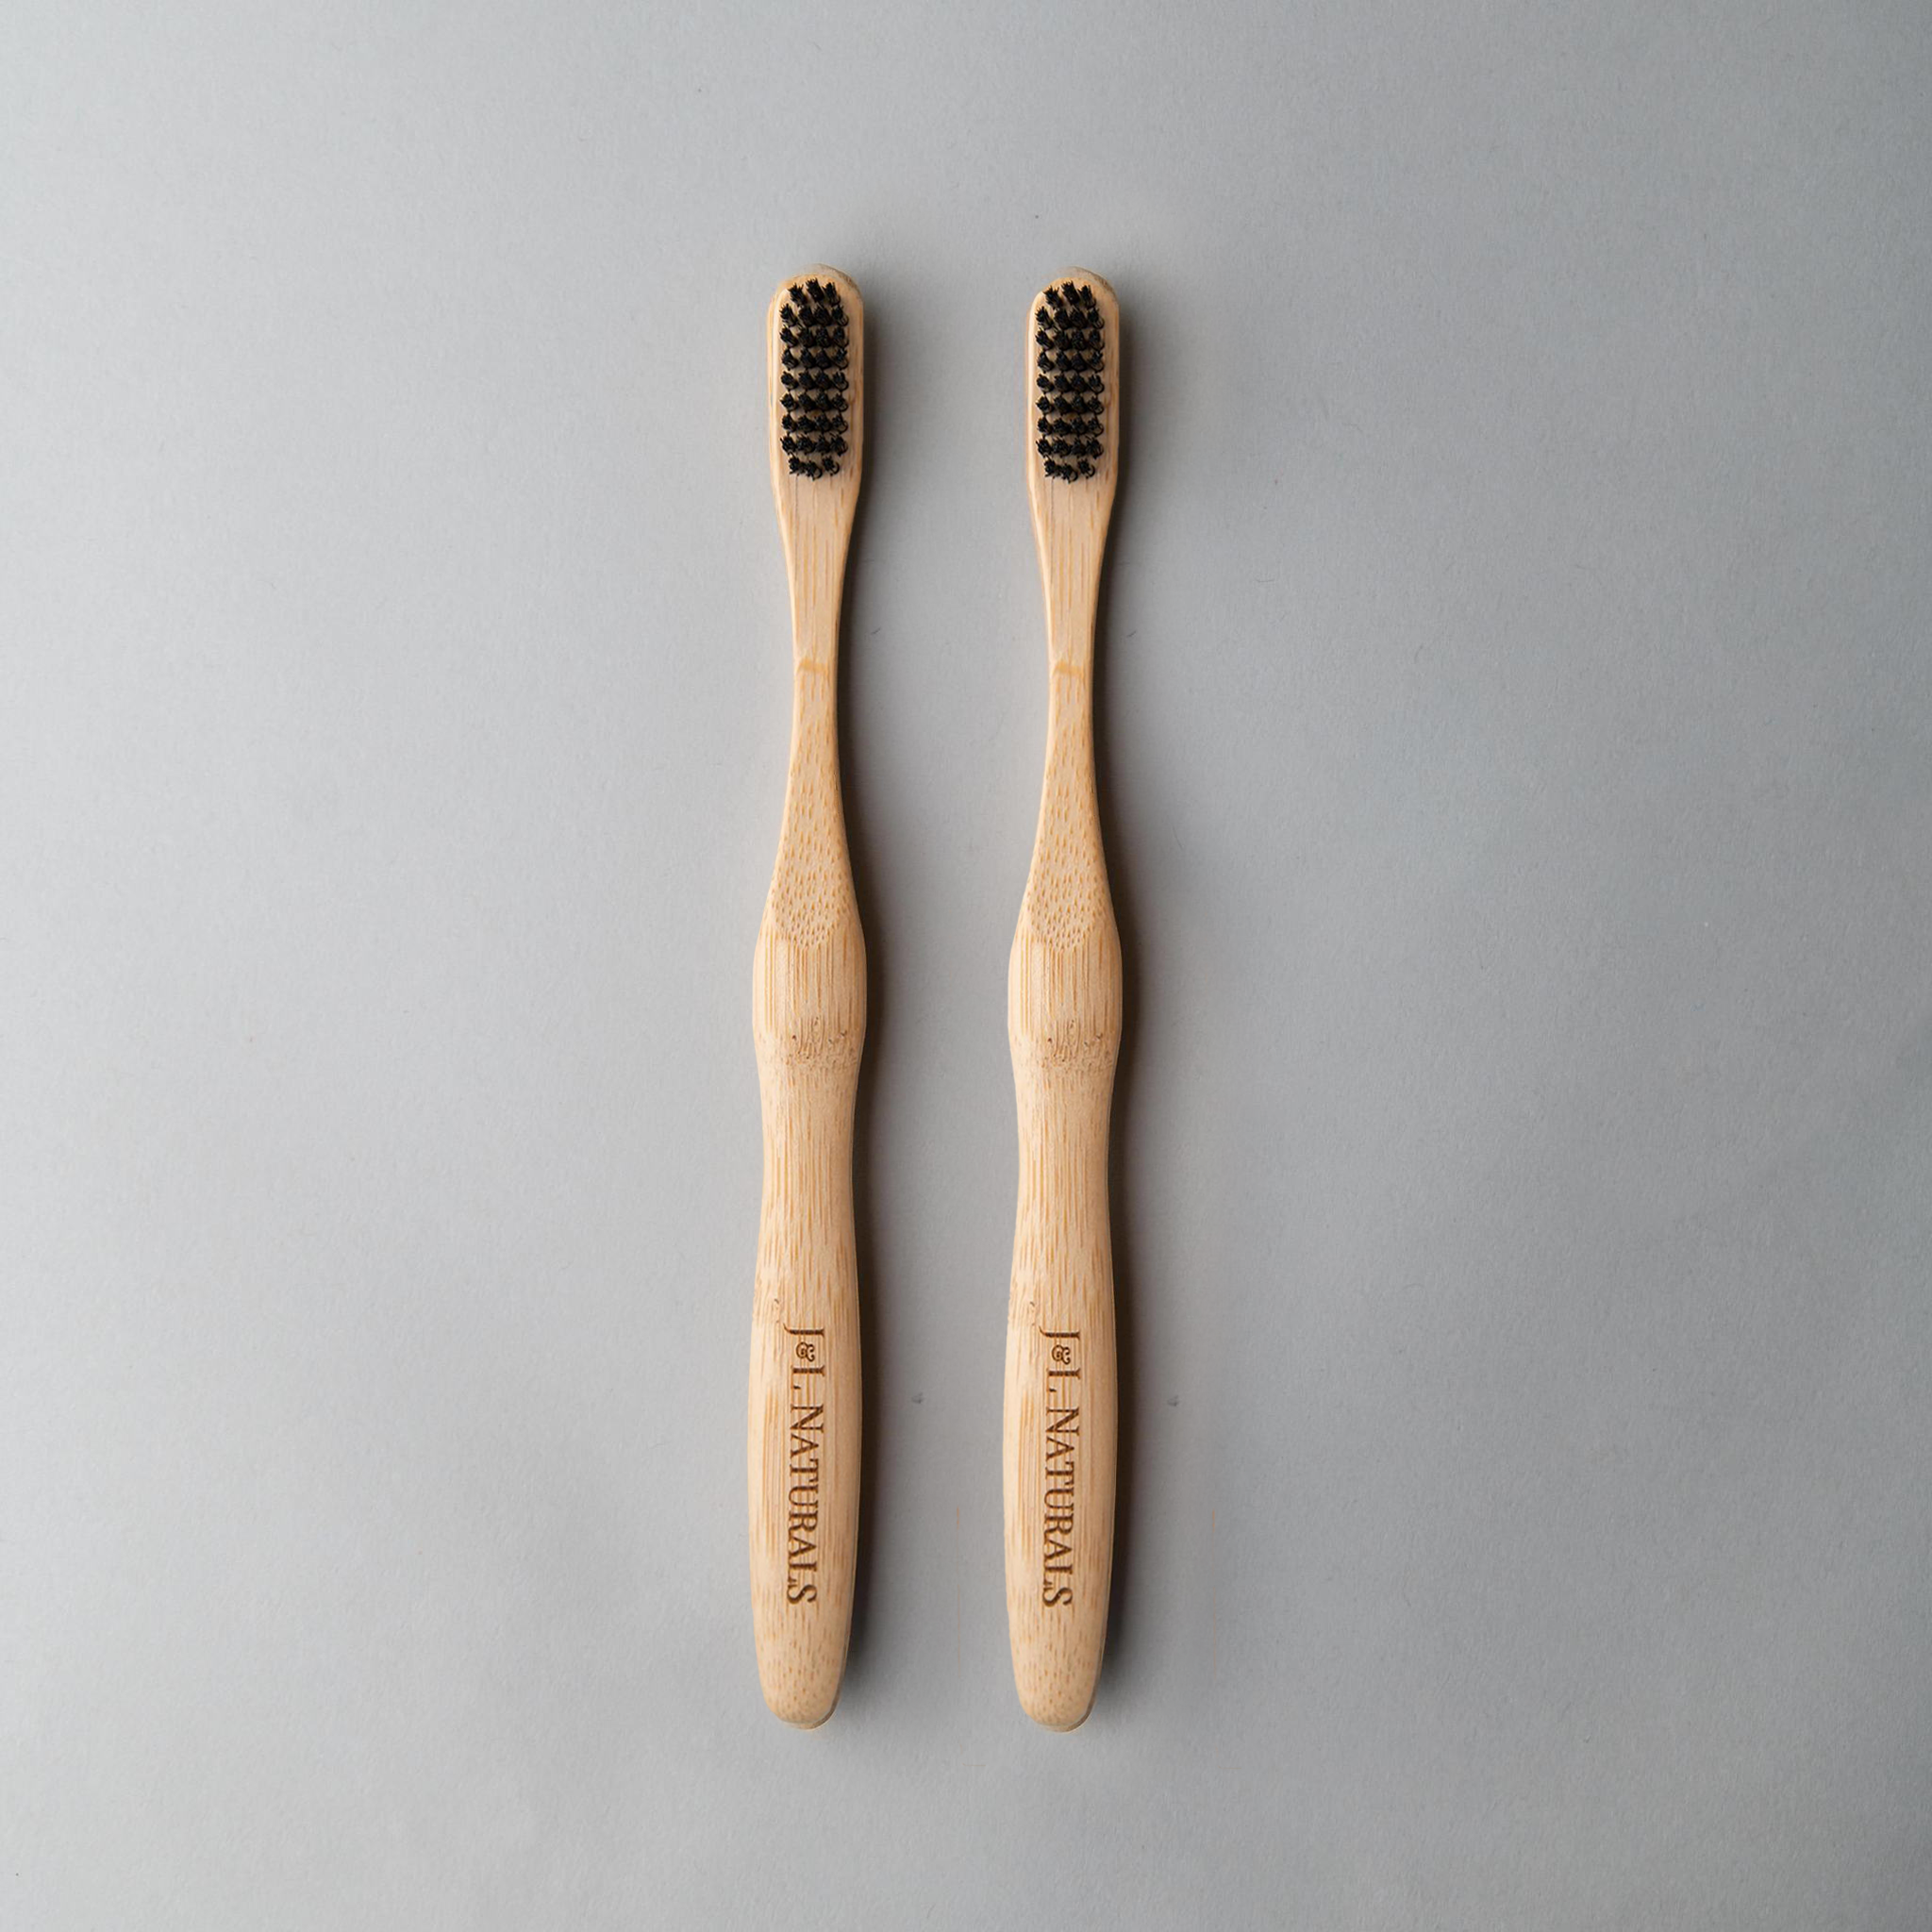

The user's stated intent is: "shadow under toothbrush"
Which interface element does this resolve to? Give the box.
[832,275,892,1706]
[1090,264,1190,1715]
[1093,274,1167,1711]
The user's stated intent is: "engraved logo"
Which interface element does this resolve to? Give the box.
[785,1327,824,1605]
[1041,1327,1080,1607]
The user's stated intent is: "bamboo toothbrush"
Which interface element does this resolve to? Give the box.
[748,268,865,1727]
[1004,272,1123,1730]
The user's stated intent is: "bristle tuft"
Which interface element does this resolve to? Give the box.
[779,279,851,478]
[1033,281,1105,481]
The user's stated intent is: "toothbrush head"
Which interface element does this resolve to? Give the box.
[776,277,851,480]
[1032,278,1108,483]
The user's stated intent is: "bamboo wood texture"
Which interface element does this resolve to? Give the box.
[1004,271,1123,1730]
[748,267,865,1727]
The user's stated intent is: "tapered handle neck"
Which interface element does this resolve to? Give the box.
[784,515,854,672]
[1037,523,1104,675]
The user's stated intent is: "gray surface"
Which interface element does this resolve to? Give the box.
[5,3,1930,1926]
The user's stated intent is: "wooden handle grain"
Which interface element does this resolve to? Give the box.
[1002,696,1123,1728]
[748,881,863,1727]
[1004,912,1122,1729]
[749,267,865,1727]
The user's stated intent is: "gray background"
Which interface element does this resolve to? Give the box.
[4,2,1929,1926]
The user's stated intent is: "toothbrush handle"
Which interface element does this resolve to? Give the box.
[748,914,864,1728]
[1003,919,1122,1729]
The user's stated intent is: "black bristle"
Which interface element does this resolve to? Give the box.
[1033,280,1106,482]
[779,278,851,478]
